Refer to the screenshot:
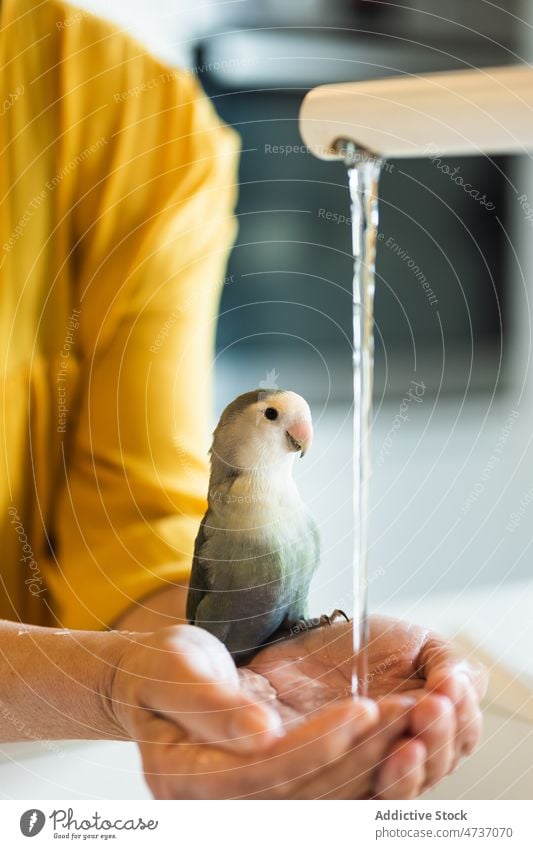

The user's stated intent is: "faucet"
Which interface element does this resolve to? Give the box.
[299,64,533,160]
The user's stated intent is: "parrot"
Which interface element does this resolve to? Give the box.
[186,388,345,660]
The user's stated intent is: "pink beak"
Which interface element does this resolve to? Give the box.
[287,419,313,457]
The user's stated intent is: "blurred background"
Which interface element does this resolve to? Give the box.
[77,0,532,614]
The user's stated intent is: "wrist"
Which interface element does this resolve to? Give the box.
[49,628,137,741]
[95,629,140,741]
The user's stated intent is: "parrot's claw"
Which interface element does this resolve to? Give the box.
[288,608,350,636]
[326,608,350,624]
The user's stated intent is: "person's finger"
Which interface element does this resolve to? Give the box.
[418,634,488,702]
[410,694,456,789]
[422,650,485,766]
[460,702,483,757]
[448,685,483,770]
[135,714,183,800]
[374,738,427,800]
[290,696,415,799]
[141,698,380,800]
[244,698,380,799]
[140,696,416,800]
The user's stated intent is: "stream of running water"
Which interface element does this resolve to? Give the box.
[337,141,383,697]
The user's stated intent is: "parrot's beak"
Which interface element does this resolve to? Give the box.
[286,419,313,458]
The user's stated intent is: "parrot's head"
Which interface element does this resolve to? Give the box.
[210,389,313,478]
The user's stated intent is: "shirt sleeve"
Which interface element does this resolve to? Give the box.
[43,3,239,629]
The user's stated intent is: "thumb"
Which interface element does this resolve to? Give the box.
[163,676,284,754]
[148,626,284,753]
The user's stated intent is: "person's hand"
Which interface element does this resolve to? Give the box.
[108,623,422,799]
[109,624,284,755]
[108,617,486,799]
[247,614,488,798]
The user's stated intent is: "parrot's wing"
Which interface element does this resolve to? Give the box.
[186,515,210,623]
[283,512,321,622]
[186,502,321,656]
[309,514,321,568]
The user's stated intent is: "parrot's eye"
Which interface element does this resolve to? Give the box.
[264,407,279,421]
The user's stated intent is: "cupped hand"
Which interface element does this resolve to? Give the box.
[247,614,488,798]
[108,617,486,800]
[108,622,415,799]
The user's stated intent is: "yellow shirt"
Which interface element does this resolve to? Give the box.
[0,0,239,629]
